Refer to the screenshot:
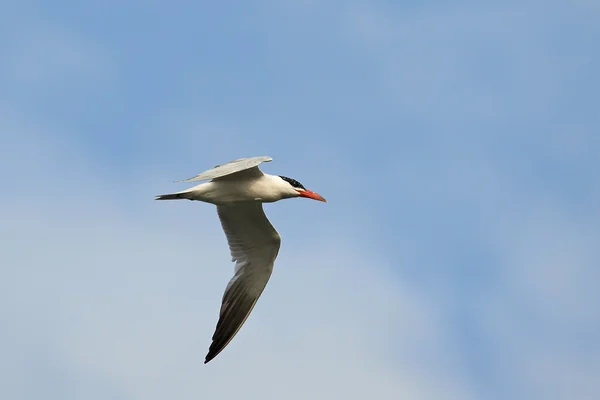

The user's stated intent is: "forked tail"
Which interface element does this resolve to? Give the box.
[155,192,191,200]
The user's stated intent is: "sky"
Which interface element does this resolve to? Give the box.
[1,1,599,399]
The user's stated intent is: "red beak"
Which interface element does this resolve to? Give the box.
[298,189,327,202]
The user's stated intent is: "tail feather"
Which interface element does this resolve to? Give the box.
[155,192,190,200]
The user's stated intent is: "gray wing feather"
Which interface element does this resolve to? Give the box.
[176,156,272,183]
[204,203,281,364]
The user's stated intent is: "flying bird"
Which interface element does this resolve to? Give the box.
[156,156,326,364]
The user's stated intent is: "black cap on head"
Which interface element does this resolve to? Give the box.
[279,176,306,190]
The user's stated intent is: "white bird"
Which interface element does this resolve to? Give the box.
[156,156,326,364]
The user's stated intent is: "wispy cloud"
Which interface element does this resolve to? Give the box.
[1,1,598,400]
[0,113,476,400]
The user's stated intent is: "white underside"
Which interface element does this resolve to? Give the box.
[176,173,297,205]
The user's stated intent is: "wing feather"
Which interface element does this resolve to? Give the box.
[177,156,272,183]
[204,202,281,363]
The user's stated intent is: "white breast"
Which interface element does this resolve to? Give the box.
[181,174,292,205]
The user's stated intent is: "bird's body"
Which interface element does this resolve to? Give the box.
[156,156,325,364]
[162,173,300,204]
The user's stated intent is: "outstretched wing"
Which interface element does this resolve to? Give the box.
[205,202,281,363]
[177,156,272,183]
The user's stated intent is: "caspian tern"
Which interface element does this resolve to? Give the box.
[156,156,326,364]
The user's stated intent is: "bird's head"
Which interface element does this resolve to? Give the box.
[278,175,327,202]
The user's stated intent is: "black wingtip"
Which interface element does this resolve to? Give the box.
[204,353,214,364]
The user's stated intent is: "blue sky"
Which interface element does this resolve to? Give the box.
[1,1,599,399]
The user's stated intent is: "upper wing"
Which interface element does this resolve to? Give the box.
[205,202,281,363]
[177,156,272,183]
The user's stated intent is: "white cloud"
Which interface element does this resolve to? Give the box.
[466,163,600,399]
[0,113,476,400]
[1,2,598,399]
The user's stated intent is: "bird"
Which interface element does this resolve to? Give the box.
[156,156,326,364]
